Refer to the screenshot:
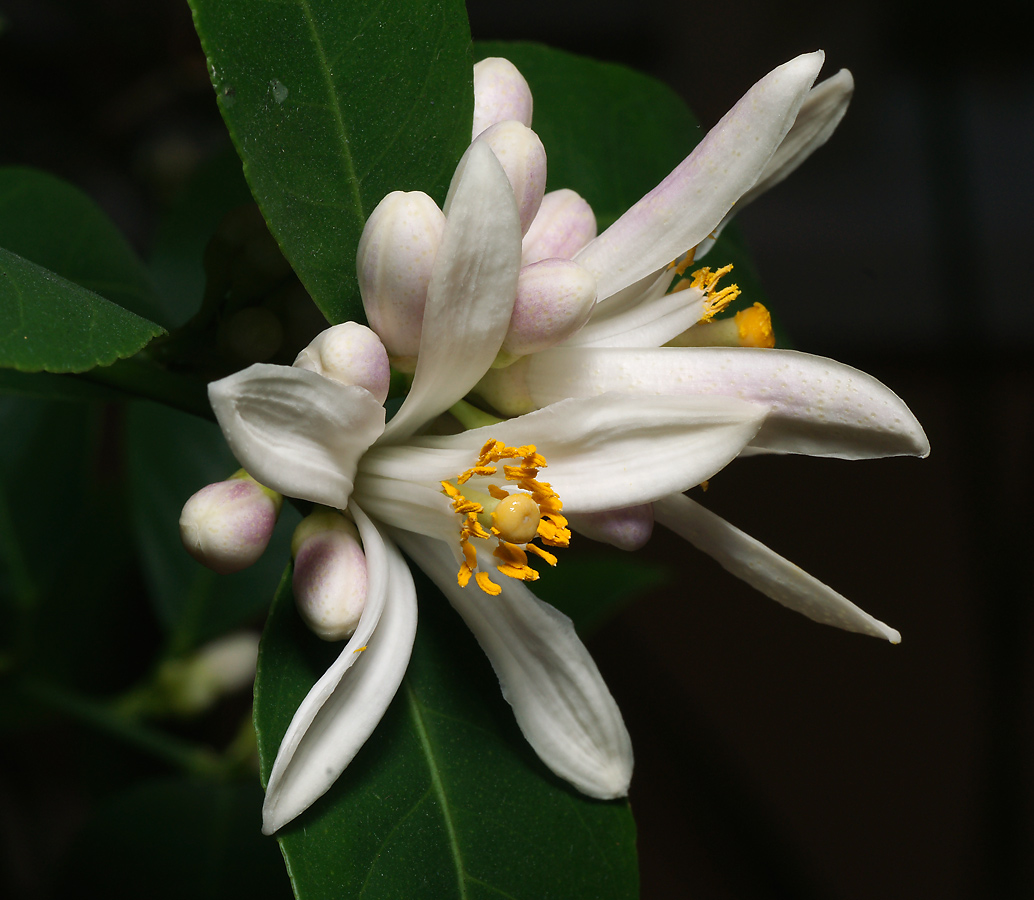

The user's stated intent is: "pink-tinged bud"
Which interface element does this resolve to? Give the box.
[502,259,597,357]
[474,121,546,235]
[180,471,283,575]
[358,190,446,368]
[293,322,391,405]
[292,509,367,642]
[569,504,654,551]
[472,57,533,139]
[522,189,598,265]
[157,632,260,715]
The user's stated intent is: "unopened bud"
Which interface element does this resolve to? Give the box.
[474,356,536,417]
[474,121,546,235]
[157,632,260,716]
[358,190,446,368]
[292,509,368,642]
[522,189,597,265]
[502,259,597,357]
[293,322,390,404]
[569,504,654,551]
[180,471,283,575]
[472,57,533,139]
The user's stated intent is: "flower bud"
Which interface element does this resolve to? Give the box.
[522,189,598,265]
[502,258,597,357]
[474,121,546,235]
[357,190,446,368]
[157,632,260,716]
[569,505,655,551]
[472,57,533,139]
[293,322,391,404]
[292,509,368,642]
[180,471,283,575]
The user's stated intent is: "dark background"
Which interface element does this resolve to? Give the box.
[2,0,1032,897]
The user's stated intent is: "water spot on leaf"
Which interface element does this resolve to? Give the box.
[270,79,289,104]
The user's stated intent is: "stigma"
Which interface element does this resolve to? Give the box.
[441,439,571,595]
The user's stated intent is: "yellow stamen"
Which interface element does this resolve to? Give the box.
[734,302,775,348]
[440,439,570,594]
[475,571,502,596]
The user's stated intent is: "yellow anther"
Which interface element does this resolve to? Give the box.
[353,645,367,653]
[684,264,740,323]
[669,248,697,275]
[475,571,502,596]
[734,302,775,348]
[441,438,569,594]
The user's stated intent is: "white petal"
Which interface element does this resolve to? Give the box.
[573,52,824,301]
[261,505,418,834]
[364,393,766,514]
[563,268,707,349]
[394,531,633,799]
[383,142,522,441]
[209,364,386,509]
[696,68,854,260]
[525,347,930,460]
[654,493,900,642]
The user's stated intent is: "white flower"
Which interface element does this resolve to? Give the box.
[209,142,770,834]
[476,52,928,641]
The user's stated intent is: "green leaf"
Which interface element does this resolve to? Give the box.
[255,567,639,900]
[0,167,165,325]
[0,246,164,373]
[475,42,700,231]
[0,367,123,402]
[188,0,475,325]
[126,402,300,653]
[53,778,289,900]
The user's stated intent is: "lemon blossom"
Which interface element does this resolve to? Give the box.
[209,142,772,834]
[474,51,928,639]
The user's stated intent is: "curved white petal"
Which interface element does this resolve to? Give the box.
[383,141,522,441]
[363,393,766,515]
[563,269,707,349]
[696,68,855,260]
[209,364,386,509]
[654,493,900,642]
[525,347,930,460]
[573,52,824,301]
[261,506,418,834]
[394,530,633,799]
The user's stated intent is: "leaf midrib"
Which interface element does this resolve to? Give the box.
[405,680,468,900]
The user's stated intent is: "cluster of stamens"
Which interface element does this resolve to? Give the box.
[672,263,741,322]
[441,439,571,596]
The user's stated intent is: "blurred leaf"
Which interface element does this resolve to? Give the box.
[148,148,256,327]
[53,778,289,900]
[0,368,123,402]
[0,399,155,693]
[0,167,165,325]
[0,246,164,373]
[126,402,299,653]
[188,0,474,325]
[255,567,638,900]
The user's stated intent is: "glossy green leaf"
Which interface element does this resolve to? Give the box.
[0,246,164,373]
[188,0,474,325]
[255,567,638,900]
[126,402,299,653]
[0,167,165,324]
